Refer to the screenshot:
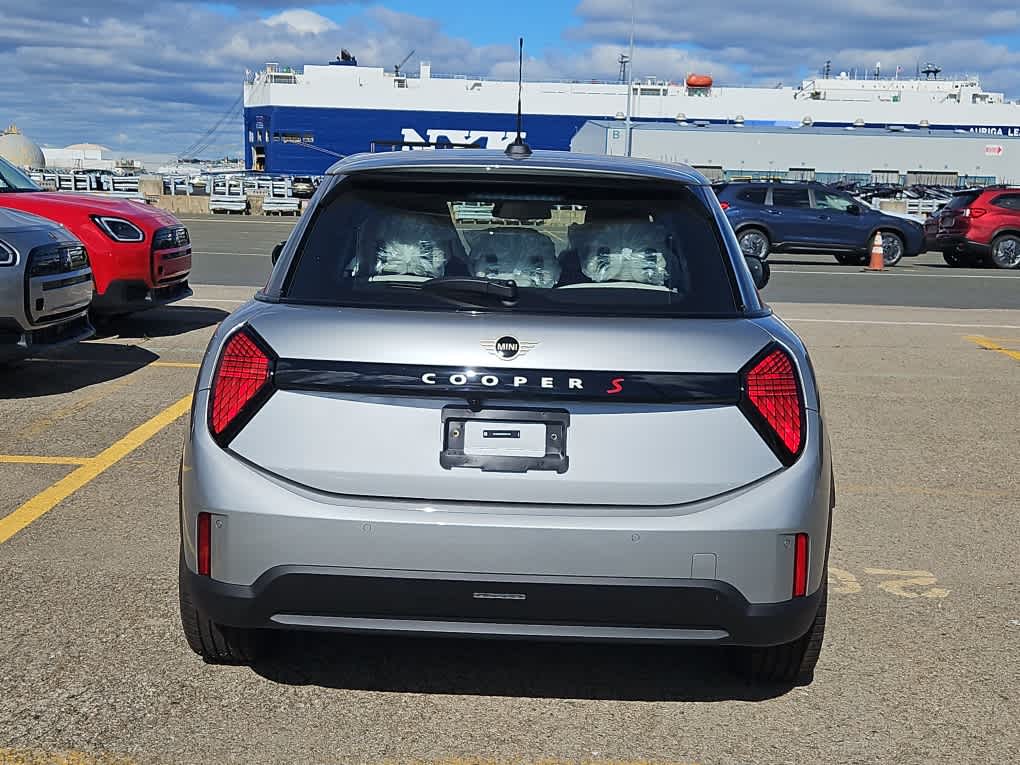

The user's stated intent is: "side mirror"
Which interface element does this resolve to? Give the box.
[271,241,285,266]
[846,203,862,215]
[745,255,770,290]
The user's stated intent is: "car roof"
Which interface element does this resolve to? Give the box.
[324,149,709,185]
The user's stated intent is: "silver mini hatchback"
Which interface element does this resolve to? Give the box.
[180,150,833,684]
[0,208,93,363]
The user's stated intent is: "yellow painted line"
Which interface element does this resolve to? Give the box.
[20,358,200,368]
[977,336,1020,345]
[965,335,1020,362]
[0,395,192,545]
[0,455,91,466]
[0,749,135,765]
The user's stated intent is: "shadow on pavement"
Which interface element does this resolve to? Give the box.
[253,632,793,702]
[0,342,159,398]
[95,305,229,340]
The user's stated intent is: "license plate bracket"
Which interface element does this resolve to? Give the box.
[441,406,569,474]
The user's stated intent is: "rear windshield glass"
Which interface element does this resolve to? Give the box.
[946,191,981,210]
[284,177,738,317]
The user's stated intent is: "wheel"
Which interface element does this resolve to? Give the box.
[879,231,904,267]
[740,585,827,686]
[833,254,854,265]
[738,229,770,260]
[989,234,1020,269]
[942,251,963,267]
[179,557,268,664]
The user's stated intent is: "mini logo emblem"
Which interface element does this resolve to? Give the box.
[481,336,537,361]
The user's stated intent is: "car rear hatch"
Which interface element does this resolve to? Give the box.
[210,307,800,509]
[25,242,93,324]
[939,190,983,233]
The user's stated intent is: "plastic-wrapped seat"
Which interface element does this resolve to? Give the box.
[464,228,561,288]
[350,210,467,280]
[563,217,687,291]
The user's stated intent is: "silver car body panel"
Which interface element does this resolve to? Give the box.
[181,150,832,641]
[0,208,93,361]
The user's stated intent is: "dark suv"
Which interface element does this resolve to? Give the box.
[714,181,925,266]
[936,187,1020,269]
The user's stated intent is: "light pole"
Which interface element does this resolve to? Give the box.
[624,0,635,156]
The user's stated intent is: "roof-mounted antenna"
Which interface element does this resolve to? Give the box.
[505,37,532,159]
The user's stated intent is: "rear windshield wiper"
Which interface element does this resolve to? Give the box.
[387,276,519,306]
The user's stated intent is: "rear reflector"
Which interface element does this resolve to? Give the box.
[197,512,211,576]
[719,200,730,210]
[742,347,804,461]
[793,532,809,597]
[209,328,273,443]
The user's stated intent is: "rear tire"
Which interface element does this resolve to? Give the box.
[879,231,904,267]
[989,234,1020,269]
[942,251,963,267]
[741,585,827,686]
[179,559,268,664]
[738,229,771,260]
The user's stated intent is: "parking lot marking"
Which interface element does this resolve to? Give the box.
[775,267,1020,280]
[787,317,1020,330]
[863,568,950,599]
[964,335,1020,361]
[0,749,136,765]
[151,361,202,369]
[0,395,192,545]
[0,455,91,466]
[19,358,200,369]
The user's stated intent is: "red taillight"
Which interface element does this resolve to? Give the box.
[209,328,273,441]
[720,201,731,210]
[792,532,808,597]
[962,207,987,218]
[197,512,211,576]
[742,347,804,460]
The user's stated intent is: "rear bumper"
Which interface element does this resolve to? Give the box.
[181,395,833,640]
[182,559,825,647]
[936,234,990,255]
[0,313,93,362]
[91,278,192,314]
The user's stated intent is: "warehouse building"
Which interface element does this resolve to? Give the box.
[570,121,1020,186]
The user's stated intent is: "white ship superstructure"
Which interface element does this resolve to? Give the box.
[243,59,1020,174]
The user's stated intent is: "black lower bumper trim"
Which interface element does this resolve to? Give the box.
[92,279,192,314]
[936,237,991,256]
[183,562,823,647]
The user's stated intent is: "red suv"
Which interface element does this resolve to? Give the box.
[936,187,1020,269]
[0,156,192,314]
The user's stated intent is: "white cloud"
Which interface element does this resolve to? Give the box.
[263,9,338,35]
[0,0,1015,159]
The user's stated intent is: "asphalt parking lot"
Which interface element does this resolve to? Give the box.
[1,216,1018,765]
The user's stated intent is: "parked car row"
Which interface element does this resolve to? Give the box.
[932,186,1020,269]
[0,156,193,364]
[713,180,926,267]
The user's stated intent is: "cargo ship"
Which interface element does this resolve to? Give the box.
[243,55,1020,175]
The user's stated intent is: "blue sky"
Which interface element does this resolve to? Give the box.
[0,0,1018,159]
[311,0,579,53]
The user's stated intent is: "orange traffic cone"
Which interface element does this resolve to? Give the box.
[867,232,885,271]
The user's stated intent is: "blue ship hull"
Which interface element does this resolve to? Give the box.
[244,106,602,175]
[244,105,1020,175]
